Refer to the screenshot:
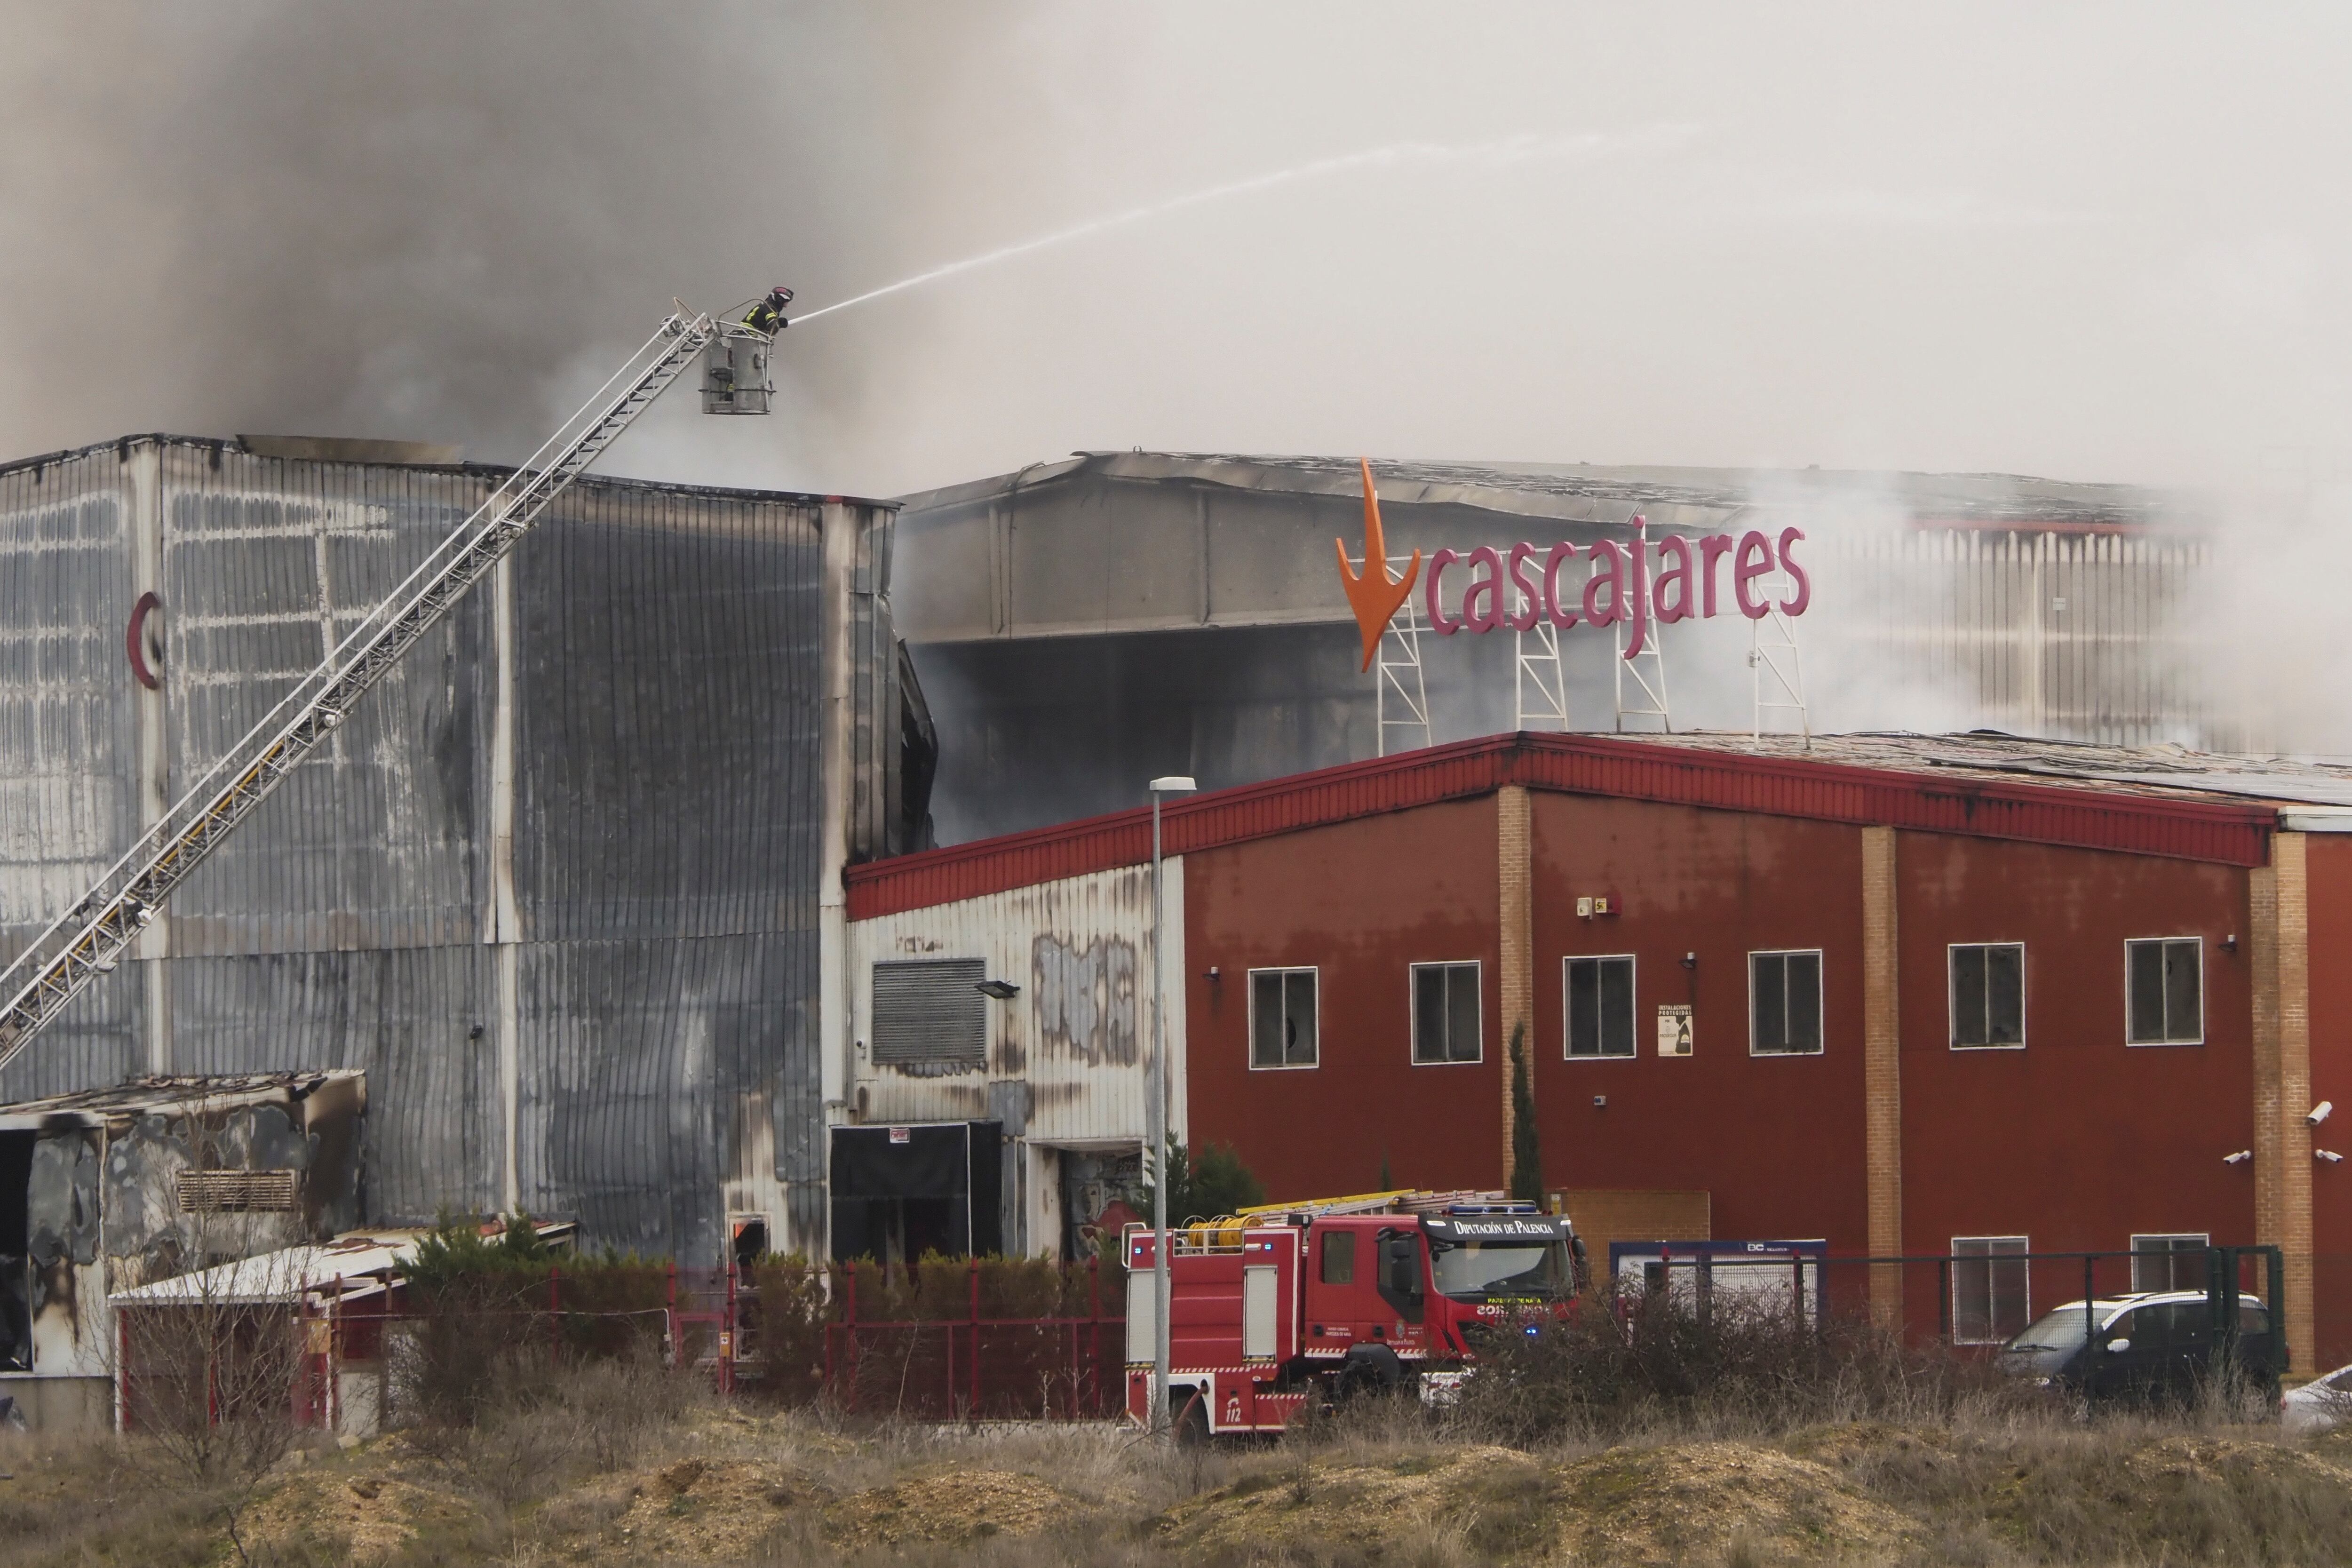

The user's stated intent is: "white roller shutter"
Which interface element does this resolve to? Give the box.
[1243,1265,1279,1360]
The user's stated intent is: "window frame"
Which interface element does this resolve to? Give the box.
[1562,953,1639,1061]
[2124,937,2205,1047]
[1408,960,1484,1067]
[1947,940,2027,1051]
[2129,1232,2210,1294]
[1950,1234,2031,1346]
[1247,965,1321,1071]
[1747,948,1826,1058]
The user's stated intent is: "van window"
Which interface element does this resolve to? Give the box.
[1321,1230,1356,1286]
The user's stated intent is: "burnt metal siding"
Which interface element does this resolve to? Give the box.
[0,449,144,1095]
[165,948,498,1226]
[507,486,828,1254]
[509,486,821,941]
[514,931,803,1265]
[160,444,491,956]
[0,436,893,1264]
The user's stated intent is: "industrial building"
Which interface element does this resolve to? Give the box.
[842,729,2351,1373]
[894,453,2224,842]
[0,433,930,1268]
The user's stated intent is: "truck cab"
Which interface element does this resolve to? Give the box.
[1125,1196,1580,1435]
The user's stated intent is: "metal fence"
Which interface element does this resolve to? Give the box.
[819,1258,1125,1421]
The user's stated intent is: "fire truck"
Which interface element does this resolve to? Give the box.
[1122,1190,1585,1437]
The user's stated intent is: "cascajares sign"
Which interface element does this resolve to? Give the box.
[1336,458,1810,670]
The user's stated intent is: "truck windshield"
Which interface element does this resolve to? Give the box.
[1430,1239,1571,1301]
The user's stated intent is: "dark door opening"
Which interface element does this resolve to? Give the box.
[0,1132,34,1370]
[829,1122,1003,1263]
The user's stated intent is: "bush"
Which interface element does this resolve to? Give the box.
[394,1213,672,1426]
[1450,1284,2026,1446]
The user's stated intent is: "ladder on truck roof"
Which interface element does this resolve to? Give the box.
[0,307,739,1072]
[1157,1188,1541,1251]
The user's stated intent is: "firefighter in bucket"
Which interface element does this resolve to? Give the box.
[744,286,793,335]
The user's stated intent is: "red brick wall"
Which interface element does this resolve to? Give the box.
[1183,796,1503,1201]
[1526,794,1872,1251]
[2304,835,2352,1367]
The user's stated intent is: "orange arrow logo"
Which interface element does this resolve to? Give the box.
[1336,458,1421,672]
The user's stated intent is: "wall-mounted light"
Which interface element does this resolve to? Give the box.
[1203,965,1221,981]
[1681,953,1697,970]
[2223,933,2239,953]
[2223,1149,2253,1165]
[975,979,1020,1000]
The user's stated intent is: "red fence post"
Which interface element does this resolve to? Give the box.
[548,1264,562,1367]
[969,1258,982,1419]
[666,1261,679,1370]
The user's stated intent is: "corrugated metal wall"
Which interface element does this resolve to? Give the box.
[0,436,892,1264]
[0,449,143,1096]
[1826,529,2213,746]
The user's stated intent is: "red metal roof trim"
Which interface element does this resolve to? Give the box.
[846,734,2275,919]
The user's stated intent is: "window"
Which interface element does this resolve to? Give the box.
[1411,962,1483,1064]
[1564,956,1636,1059]
[2130,1233,2209,1293]
[1250,967,1319,1068]
[871,958,987,1069]
[1950,943,2025,1049]
[1952,1236,2030,1344]
[2127,938,2202,1045]
[1749,950,1824,1056]
[1321,1230,1356,1285]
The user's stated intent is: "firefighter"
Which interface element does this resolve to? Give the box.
[745,286,793,335]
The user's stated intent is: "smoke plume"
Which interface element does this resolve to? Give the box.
[6,4,2351,742]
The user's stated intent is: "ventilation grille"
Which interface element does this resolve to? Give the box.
[177,1169,299,1213]
[871,958,988,1069]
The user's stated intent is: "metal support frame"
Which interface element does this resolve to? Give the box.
[1515,619,1569,733]
[1352,553,1432,756]
[1613,519,1670,733]
[1749,560,1810,743]
[0,310,731,1070]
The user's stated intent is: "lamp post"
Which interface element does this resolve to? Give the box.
[1146,773,1196,1435]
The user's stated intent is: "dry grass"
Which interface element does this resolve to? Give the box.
[0,1356,2349,1564]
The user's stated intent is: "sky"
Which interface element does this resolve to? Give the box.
[2,4,2347,504]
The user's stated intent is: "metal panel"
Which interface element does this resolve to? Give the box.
[508,486,824,941]
[0,447,145,1096]
[846,864,1169,1147]
[870,959,985,1069]
[159,442,492,956]
[1242,1264,1278,1360]
[513,931,806,1263]
[166,946,499,1226]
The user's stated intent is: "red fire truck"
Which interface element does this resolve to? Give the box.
[1122,1191,1584,1436]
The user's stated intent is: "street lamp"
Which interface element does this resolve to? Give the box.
[1147,773,1196,1435]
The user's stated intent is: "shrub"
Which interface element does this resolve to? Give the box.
[1450,1283,2026,1446]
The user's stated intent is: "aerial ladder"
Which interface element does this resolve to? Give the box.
[0,300,779,1072]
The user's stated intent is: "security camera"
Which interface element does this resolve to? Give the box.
[2319,1149,2344,1165]
[2223,1150,2253,1165]
[2310,1100,2334,1127]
